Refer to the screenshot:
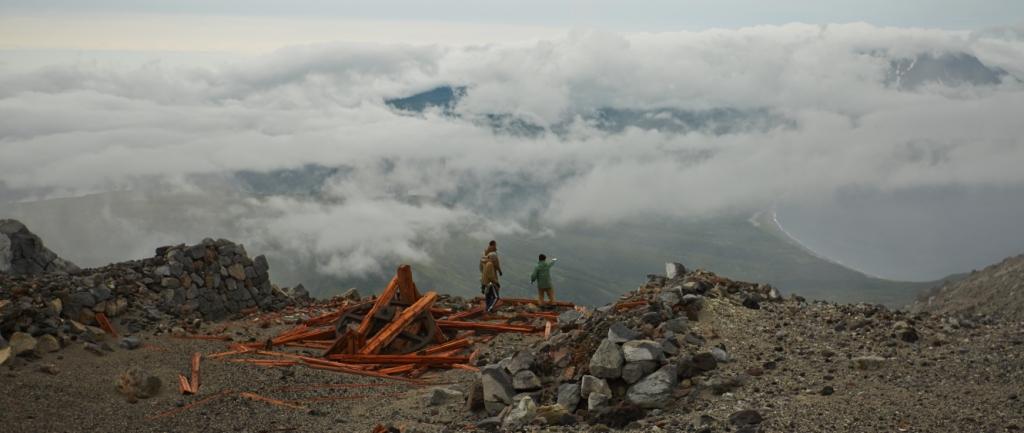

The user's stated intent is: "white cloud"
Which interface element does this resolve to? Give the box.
[1,23,1023,278]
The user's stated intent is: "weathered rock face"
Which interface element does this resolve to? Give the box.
[0,219,79,276]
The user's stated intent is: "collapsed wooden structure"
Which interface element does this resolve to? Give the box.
[208,264,576,381]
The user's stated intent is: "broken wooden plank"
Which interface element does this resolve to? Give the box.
[239,392,307,410]
[395,264,421,303]
[189,352,202,394]
[148,389,234,420]
[324,354,470,365]
[356,277,400,338]
[94,312,119,338]
[359,291,438,355]
[420,337,472,355]
[177,374,193,395]
[436,320,537,333]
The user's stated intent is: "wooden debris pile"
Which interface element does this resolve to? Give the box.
[213,264,576,381]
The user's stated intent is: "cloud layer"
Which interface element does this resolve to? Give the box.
[1,23,1023,278]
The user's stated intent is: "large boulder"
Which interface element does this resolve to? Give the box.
[626,365,678,409]
[589,338,624,379]
[9,332,37,356]
[665,262,687,279]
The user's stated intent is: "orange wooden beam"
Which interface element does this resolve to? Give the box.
[436,320,538,333]
[94,312,119,338]
[239,392,307,410]
[359,291,438,355]
[325,354,470,365]
[189,352,202,394]
[395,264,421,303]
[356,277,399,337]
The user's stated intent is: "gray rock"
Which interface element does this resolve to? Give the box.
[116,367,162,400]
[589,338,624,378]
[729,409,763,426]
[35,334,60,353]
[622,340,663,363]
[427,387,464,406]
[692,352,718,371]
[513,370,542,390]
[507,351,535,374]
[475,417,502,431]
[502,397,537,429]
[587,392,611,411]
[580,375,611,399]
[626,365,678,408]
[661,339,680,356]
[160,277,181,289]
[661,317,689,334]
[658,290,681,307]
[558,309,583,329]
[340,287,361,301]
[9,332,36,356]
[681,294,703,306]
[711,347,731,363]
[556,383,581,411]
[622,360,658,384]
[607,322,642,343]
[119,336,142,350]
[480,365,514,415]
[666,262,687,279]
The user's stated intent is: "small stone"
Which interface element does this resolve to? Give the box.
[502,396,537,429]
[512,370,542,390]
[35,334,60,353]
[742,297,761,309]
[119,337,142,350]
[340,288,361,301]
[38,363,60,375]
[9,332,37,356]
[691,353,718,371]
[83,342,105,356]
[580,375,611,399]
[507,351,535,374]
[711,347,730,363]
[607,322,642,343]
[558,310,583,329]
[729,409,763,426]
[820,385,834,396]
[116,367,162,399]
[427,387,463,406]
[850,356,886,370]
[0,347,11,366]
[588,392,610,411]
[536,404,571,425]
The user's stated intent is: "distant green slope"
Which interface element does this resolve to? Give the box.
[2,192,936,307]
[299,214,936,307]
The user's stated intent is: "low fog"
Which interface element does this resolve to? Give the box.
[2,23,1023,285]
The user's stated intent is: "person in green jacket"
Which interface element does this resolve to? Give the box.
[530,254,558,304]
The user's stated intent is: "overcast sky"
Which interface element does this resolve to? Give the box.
[1,3,1022,281]
[2,0,1022,30]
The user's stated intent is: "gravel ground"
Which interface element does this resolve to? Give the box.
[3,297,1023,433]
[0,320,479,433]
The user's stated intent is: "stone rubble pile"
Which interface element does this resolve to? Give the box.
[0,234,308,367]
[470,262,782,429]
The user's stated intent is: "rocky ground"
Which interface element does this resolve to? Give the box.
[1,222,1023,433]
